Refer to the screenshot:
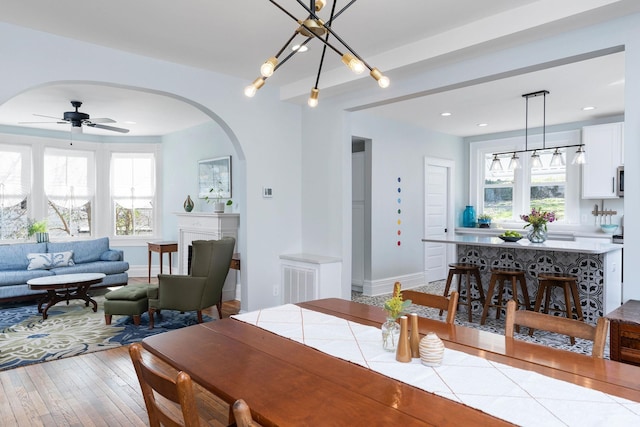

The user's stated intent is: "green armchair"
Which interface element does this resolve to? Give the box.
[147,237,235,329]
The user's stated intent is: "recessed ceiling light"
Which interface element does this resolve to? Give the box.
[440,112,452,117]
[292,44,308,52]
[582,106,596,111]
[477,123,488,127]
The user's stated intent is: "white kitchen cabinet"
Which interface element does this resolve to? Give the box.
[582,122,624,199]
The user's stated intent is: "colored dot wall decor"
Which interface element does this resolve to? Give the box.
[396,177,402,246]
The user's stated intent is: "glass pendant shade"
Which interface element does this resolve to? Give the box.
[572,146,586,164]
[550,148,565,167]
[489,155,503,171]
[530,151,543,169]
[508,153,521,170]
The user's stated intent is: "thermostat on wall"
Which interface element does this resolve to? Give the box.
[263,187,273,198]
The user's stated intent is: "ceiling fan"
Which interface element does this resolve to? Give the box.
[21,100,130,133]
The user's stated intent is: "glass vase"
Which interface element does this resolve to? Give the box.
[527,225,547,243]
[381,318,400,352]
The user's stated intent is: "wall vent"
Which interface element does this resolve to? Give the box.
[282,265,316,303]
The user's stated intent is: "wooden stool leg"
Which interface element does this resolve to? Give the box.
[518,275,531,310]
[543,283,552,314]
[496,279,505,320]
[440,269,456,316]
[569,280,584,322]
[473,269,485,305]
[561,282,576,345]
[480,274,498,325]
[530,281,548,337]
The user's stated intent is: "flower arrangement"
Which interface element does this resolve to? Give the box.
[383,282,411,320]
[520,207,556,231]
[27,218,48,237]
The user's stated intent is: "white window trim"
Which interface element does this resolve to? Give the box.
[470,130,581,226]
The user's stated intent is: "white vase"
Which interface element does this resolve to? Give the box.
[213,202,225,213]
[419,332,445,366]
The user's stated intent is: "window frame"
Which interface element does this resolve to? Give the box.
[470,130,581,225]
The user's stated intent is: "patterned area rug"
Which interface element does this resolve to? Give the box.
[352,280,608,358]
[0,290,212,371]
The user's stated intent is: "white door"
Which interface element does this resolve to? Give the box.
[424,158,455,282]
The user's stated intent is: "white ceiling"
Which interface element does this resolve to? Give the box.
[0,0,636,137]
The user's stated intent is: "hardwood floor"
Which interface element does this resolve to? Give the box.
[0,278,240,426]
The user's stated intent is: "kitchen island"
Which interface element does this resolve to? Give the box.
[422,234,623,322]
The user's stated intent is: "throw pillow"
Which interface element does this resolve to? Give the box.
[27,251,75,270]
[100,250,121,261]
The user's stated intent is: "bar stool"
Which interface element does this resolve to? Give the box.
[480,268,531,325]
[531,273,584,344]
[441,263,485,322]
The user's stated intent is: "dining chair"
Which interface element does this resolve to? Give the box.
[504,300,609,358]
[402,290,459,324]
[129,343,201,427]
[231,399,262,427]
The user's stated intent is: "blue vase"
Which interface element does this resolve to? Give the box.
[463,205,476,227]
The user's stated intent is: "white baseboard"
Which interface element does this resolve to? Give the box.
[359,272,425,296]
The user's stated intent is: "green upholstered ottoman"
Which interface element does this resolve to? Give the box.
[104,284,150,326]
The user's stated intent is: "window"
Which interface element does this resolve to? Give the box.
[111,153,156,236]
[471,131,580,224]
[44,148,95,237]
[0,144,30,239]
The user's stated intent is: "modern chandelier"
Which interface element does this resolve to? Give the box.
[244,0,390,107]
[490,90,586,172]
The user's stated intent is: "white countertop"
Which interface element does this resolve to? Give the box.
[422,234,622,254]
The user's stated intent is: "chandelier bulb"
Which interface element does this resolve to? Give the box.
[308,88,319,108]
[341,53,365,74]
[315,0,326,12]
[370,68,390,88]
[260,57,278,78]
[244,77,265,98]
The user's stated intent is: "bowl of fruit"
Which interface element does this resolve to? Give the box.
[498,231,522,242]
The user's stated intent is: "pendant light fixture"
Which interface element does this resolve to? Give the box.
[245,1,390,107]
[492,90,586,170]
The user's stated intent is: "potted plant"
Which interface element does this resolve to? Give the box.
[205,181,225,213]
[27,219,49,242]
[225,199,233,213]
[477,214,492,228]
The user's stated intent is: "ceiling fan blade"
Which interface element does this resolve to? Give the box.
[19,121,67,124]
[88,117,116,124]
[86,123,130,133]
[33,113,65,120]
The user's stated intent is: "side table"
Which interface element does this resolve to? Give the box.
[606,299,640,366]
[148,241,178,283]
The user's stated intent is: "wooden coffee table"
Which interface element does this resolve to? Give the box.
[27,273,106,320]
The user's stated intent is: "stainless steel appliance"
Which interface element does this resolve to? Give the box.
[617,166,624,197]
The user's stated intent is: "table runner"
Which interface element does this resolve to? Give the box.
[233,304,640,427]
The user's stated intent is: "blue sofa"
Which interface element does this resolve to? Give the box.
[0,237,129,301]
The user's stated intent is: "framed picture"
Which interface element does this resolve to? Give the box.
[198,156,231,199]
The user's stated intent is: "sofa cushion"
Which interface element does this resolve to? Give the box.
[27,251,75,270]
[47,237,109,264]
[0,243,48,271]
[51,260,129,276]
[100,250,122,261]
[0,269,54,287]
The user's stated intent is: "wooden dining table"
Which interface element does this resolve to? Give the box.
[141,298,640,426]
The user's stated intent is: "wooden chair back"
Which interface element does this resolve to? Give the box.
[129,343,201,427]
[402,290,459,324]
[232,399,262,427]
[505,300,609,358]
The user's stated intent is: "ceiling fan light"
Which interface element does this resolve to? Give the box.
[489,155,503,172]
[341,53,365,74]
[550,148,565,167]
[572,146,586,165]
[71,125,82,134]
[370,68,390,88]
[308,88,319,108]
[244,77,265,98]
[530,150,543,169]
[260,57,278,77]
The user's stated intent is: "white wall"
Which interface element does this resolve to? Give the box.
[350,112,464,293]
